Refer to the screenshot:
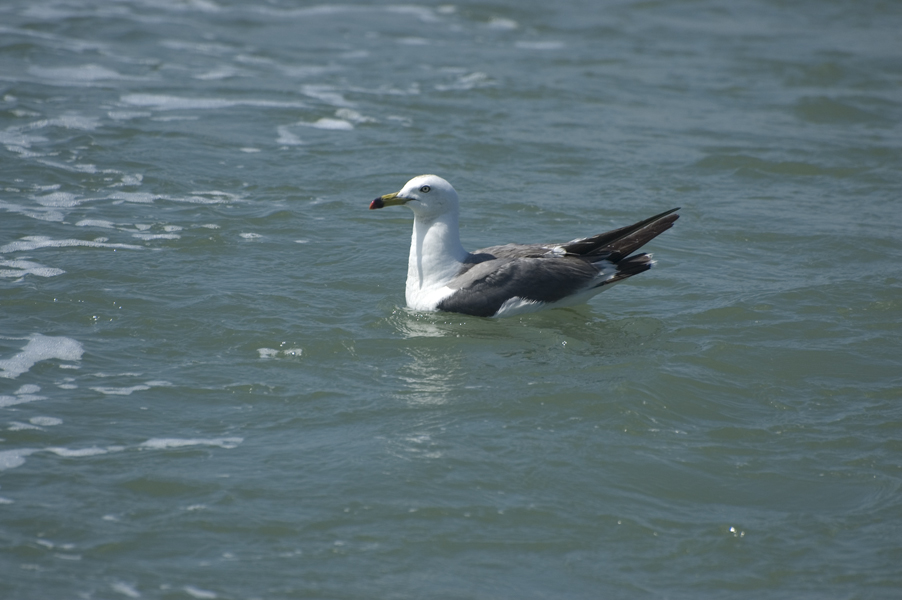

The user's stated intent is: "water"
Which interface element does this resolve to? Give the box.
[2,0,901,598]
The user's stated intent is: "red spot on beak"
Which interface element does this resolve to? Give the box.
[369,197,384,210]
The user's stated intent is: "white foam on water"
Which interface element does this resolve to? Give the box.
[0,236,145,253]
[487,17,518,30]
[10,109,40,118]
[0,200,64,223]
[334,108,376,124]
[120,94,306,111]
[28,115,102,131]
[92,372,144,378]
[234,55,275,70]
[239,233,261,240]
[194,190,243,201]
[279,65,332,78]
[386,115,413,126]
[385,5,440,21]
[194,66,240,80]
[118,174,143,186]
[177,194,233,205]
[30,416,63,426]
[131,233,181,240]
[0,259,65,278]
[108,110,151,121]
[91,385,150,396]
[0,440,175,473]
[346,80,421,97]
[110,582,141,598]
[183,586,217,599]
[276,125,303,146]
[121,94,231,110]
[198,224,220,229]
[8,422,43,431]
[301,85,354,107]
[55,553,82,560]
[0,128,48,149]
[75,219,116,228]
[300,118,354,130]
[29,64,123,84]
[250,4,434,21]
[140,437,243,450]
[248,4,440,23]
[46,446,108,458]
[108,191,163,203]
[3,144,46,158]
[0,449,36,471]
[151,116,199,122]
[0,397,39,411]
[514,40,565,50]
[435,72,494,91]
[36,158,100,173]
[169,0,221,13]
[257,347,302,359]
[239,147,260,153]
[33,191,82,207]
[127,190,242,205]
[90,380,170,395]
[15,4,79,21]
[0,334,83,379]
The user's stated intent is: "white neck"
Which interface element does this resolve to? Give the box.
[405,211,468,308]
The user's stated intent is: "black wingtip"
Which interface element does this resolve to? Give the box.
[562,207,681,258]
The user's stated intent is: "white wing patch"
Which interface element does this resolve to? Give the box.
[493,296,544,318]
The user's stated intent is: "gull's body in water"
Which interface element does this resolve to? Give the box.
[370,175,679,318]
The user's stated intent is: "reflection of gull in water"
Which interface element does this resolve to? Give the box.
[370,175,679,317]
[389,311,468,339]
[398,346,463,406]
[385,347,460,460]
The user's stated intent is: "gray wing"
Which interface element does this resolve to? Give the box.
[468,207,680,264]
[437,256,602,317]
[438,207,680,317]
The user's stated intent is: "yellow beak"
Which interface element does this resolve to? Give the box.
[369,191,409,210]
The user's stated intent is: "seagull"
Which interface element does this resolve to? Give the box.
[369,175,679,318]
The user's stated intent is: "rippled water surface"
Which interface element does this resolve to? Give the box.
[2,1,901,598]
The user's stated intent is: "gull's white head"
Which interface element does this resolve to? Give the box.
[370,174,459,220]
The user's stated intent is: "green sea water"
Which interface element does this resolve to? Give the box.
[1,1,901,598]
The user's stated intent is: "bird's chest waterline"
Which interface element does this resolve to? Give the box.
[403,217,467,310]
[404,253,462,310]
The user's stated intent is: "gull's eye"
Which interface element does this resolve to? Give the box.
[419,185,431,193]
